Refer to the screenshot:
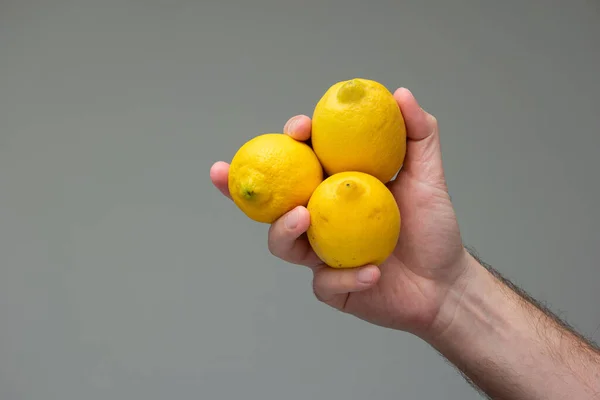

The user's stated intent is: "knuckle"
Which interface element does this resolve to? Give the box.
[267,240,277,257]
[312,276,327,303]
[428,114,439,130]
[267,238,280,259]
[266,225,281,257]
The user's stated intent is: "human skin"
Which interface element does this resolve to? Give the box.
[209,88,600,399]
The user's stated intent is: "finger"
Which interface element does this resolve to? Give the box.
[283,115,312,142]
[267,206,322,267]
[209,161,232,200]
[393,88,446,188]
[394,87,438,141]
[312,265,381,309]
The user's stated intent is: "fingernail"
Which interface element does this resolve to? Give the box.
[285,117,299,134]
[357,268,374,284]
[285,208,299,229]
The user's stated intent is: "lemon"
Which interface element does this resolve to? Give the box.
[306,171,400,268]
[311,78,407,183]
[228,133,323,223]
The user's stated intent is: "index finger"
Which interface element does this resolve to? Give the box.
[267,206,322,268]
[283,115,312,141]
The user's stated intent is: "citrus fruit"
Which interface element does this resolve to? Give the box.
[306,171,400,268]
[311,78,407,183]
[228,133,323,223]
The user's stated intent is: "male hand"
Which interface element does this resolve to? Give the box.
[212,88,600,399]
[210,88,469,338]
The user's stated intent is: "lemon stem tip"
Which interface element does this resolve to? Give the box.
[337,179,364,198]
[337,80,366,103]
[242,188,255,199]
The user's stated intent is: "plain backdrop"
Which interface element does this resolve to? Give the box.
[1,1,598,399]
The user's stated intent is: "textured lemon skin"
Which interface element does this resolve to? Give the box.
[312,78,407,183]
[228,133,323,224]
[306,171,400,269]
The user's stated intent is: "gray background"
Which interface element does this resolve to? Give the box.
[0,0,598,399]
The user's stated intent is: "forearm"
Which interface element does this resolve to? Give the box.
[427,251,600,399]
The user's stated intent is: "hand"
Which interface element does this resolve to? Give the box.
[210,88,470,338]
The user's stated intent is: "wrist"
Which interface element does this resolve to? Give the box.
[420,250,600,398]
[423,250,504,345]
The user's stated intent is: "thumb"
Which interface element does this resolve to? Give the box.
[394,88,446,189]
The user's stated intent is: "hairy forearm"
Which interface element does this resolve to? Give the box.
[427,250,600,399]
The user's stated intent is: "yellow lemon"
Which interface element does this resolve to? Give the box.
[312,78,407,183]
[306,171,400,268]
[228,133,323,223]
